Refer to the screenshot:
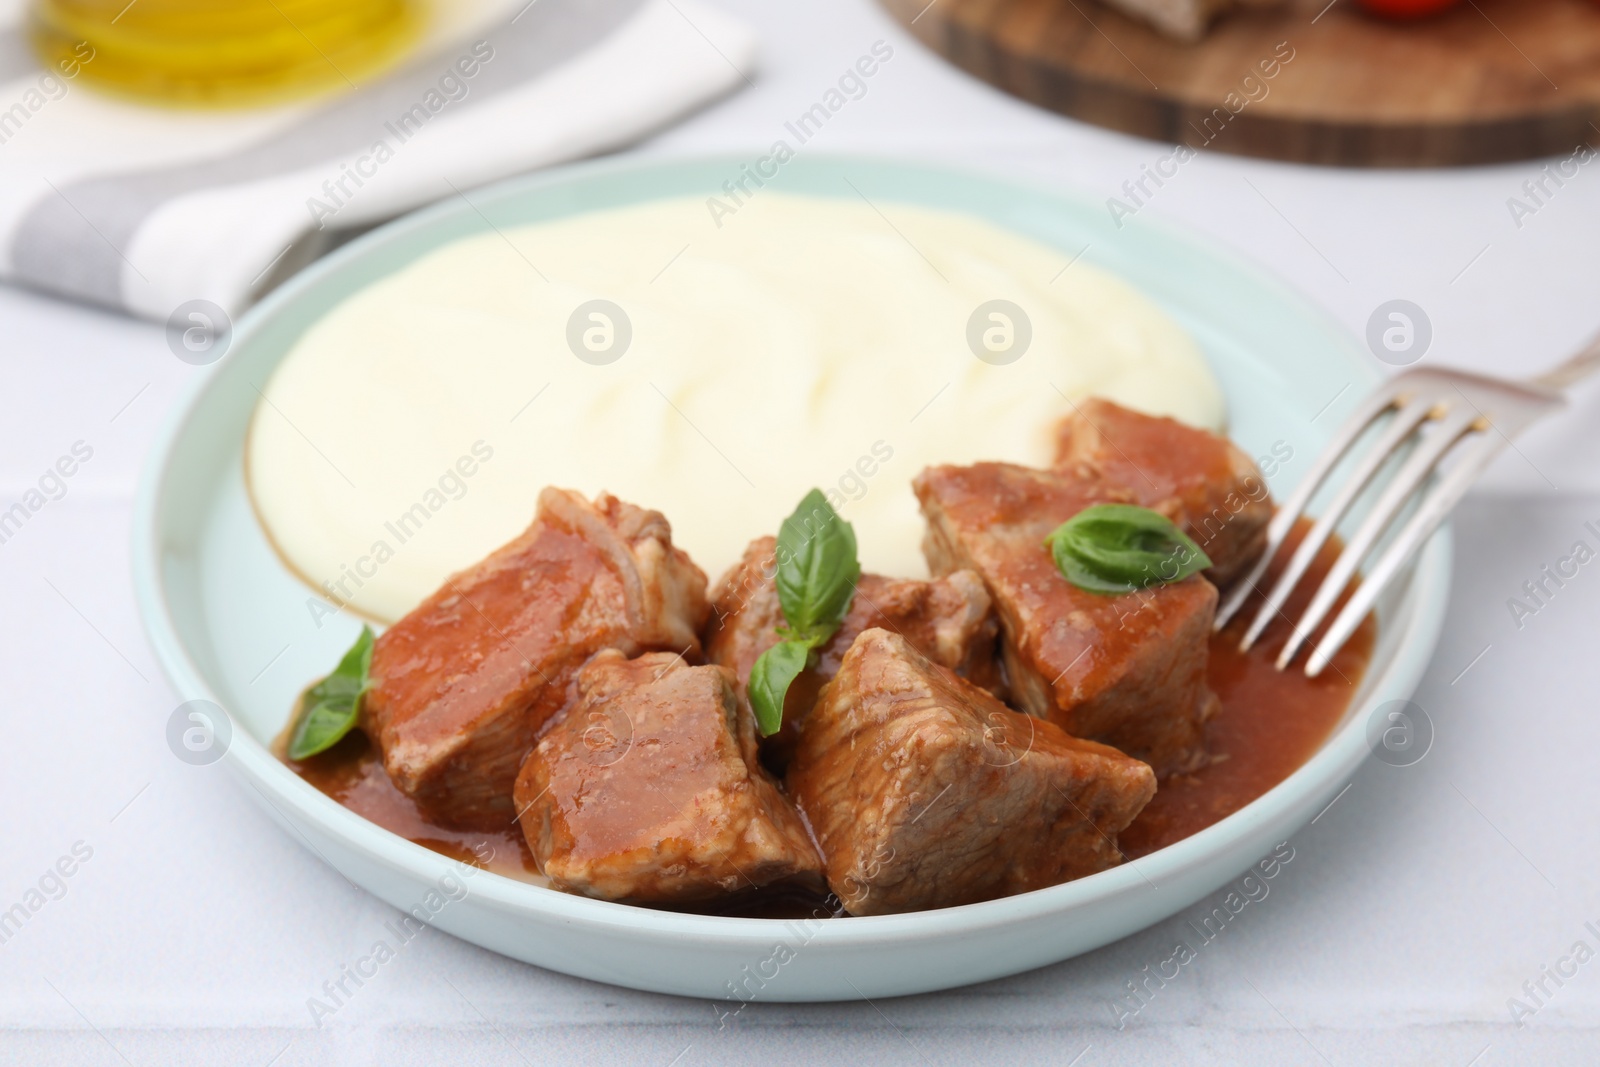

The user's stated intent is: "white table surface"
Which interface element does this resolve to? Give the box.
[3,1,1599,1063]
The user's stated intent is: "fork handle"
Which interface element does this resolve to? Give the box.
[1531,329,1600,391]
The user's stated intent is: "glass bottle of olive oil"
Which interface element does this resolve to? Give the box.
[31,0,421,108]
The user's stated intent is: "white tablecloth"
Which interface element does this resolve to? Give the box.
[3,0,1598,1062]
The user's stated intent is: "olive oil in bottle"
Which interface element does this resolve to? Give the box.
[31,0,421,108]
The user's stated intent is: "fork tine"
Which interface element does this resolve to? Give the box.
[1304,429,1506,678]
[1238,395,1437,652]
[1214,387,1403,630]
[1276,405,1485,670]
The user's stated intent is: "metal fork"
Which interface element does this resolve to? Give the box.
[1215,335,1600,678]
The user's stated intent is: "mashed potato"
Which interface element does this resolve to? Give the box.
[247,192,1223,622]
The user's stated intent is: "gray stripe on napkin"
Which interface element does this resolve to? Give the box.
[0,30,41,85]
[9,0,645,309]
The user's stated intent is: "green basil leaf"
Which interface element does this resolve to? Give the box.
[748,638,815,737]
[1045,504,1212,596]
[753,490,860,737]
[287,625,375,760]
[775,488,861,636]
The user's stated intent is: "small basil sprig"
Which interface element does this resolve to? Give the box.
[287,625,374,760]
[748,490,860,736]
[1045,504,1211,595]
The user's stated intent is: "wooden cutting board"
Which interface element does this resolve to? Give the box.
[881,0,1600,166]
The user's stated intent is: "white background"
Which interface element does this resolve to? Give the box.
[2,0,1598,1063]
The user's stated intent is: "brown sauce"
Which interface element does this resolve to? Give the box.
[1121,518,1376,857]
[283,517,1373,907]
[283,730,542,882]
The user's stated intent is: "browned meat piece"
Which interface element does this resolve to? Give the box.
[364,489,709,830]
[1053,398,1272,587]
[915,462,1217,777]
[705,535,1001,769]
[790,629,1155,915]
[515,650,823,904]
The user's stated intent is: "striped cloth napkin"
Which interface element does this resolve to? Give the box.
[0,0,756,321]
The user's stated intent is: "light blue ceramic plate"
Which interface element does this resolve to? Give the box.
[132,154,1450,1002]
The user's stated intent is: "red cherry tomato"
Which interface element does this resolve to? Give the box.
[1355,0,1463,17]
